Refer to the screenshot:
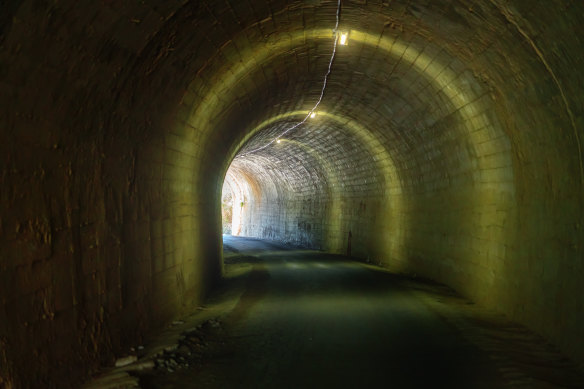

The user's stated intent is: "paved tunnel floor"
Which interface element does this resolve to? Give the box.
[136,236,584,389]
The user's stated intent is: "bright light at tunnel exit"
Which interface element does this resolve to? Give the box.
[339,32,348,45]
[277,139,281,143]
[310,112,317,118]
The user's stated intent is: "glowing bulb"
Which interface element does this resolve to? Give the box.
[310,112,317,118]
[276,139,281,144]
[339,32,348,46]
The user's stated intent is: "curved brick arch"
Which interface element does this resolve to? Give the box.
[0,1,583,387]
[194,28,514,305]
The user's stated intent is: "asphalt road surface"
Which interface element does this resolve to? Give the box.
[139,236,584,389]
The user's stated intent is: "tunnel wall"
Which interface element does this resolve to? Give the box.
[475,1,584,356]
[0,2,222,387]
[0,1,583,388]
[231,123,393,255]
[374,1,584,361]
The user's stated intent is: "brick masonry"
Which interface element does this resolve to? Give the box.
[0,1,583,387]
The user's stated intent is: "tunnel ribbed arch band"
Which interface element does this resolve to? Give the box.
[240,0,342,156]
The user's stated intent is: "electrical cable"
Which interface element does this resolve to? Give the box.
[240,0,342,156]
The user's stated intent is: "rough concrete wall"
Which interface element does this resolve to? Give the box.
[1,0,583,387]
[0,2,222,387]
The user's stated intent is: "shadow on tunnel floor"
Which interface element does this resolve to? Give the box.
[135,237,584,389]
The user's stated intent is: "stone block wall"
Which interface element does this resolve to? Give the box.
[0,2,222,387]
[0,0,583,387]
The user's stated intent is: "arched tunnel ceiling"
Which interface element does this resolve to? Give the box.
[157,0,583,264]
[161,0,580,191]
[171,1,581,356]
[186,4,499,134]
[1,1,584,387]
[213,3,514,231]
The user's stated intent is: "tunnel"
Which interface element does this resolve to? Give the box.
[1,0,583,387]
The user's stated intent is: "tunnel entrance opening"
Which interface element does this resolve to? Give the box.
[222,170,251,236]
[221,188,233,235]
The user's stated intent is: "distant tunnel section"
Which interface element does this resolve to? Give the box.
[222,111,397,256]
